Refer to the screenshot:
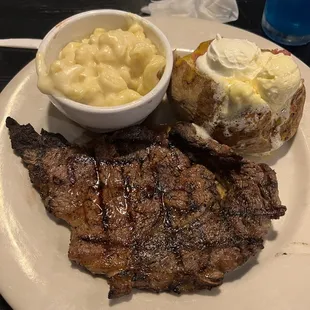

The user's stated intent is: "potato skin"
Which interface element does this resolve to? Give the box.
[280,84,306,142]
[168,54,222,127]
[168,47,306,155]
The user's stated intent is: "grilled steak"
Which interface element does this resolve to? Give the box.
[6,117,286,299]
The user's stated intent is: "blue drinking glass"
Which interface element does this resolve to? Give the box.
[262,0,310,46]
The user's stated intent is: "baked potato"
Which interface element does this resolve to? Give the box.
[168,40,306,155]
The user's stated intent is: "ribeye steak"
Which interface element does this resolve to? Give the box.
[6,117,286,298]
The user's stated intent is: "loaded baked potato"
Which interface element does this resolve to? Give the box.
[168,37,306,155]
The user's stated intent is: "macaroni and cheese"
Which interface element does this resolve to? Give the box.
[36,23,166,107]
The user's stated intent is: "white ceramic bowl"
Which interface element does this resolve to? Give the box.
[36,10,173,132]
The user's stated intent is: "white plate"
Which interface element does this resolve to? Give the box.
[1,16,310,310]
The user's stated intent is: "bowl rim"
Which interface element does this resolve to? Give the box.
[37,9,173,114]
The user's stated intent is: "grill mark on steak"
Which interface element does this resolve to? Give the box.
[6,117,286,299]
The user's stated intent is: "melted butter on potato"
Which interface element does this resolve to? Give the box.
[228,80,267,113]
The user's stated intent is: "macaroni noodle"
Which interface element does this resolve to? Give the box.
[37,23,166,107]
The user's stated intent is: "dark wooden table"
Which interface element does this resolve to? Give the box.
[0,0,309,309]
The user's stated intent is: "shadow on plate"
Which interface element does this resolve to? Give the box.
[266,223,278,241]
[109,293,133,306]
[224,223,278,284]
[70,262,106,281]
[143,96,177,130]
[223,254,259,284]
[109,285,221,306]
[245,136,295,166]
[46,102,85,142]
[46,99,176,143]
[45,209,70,230]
